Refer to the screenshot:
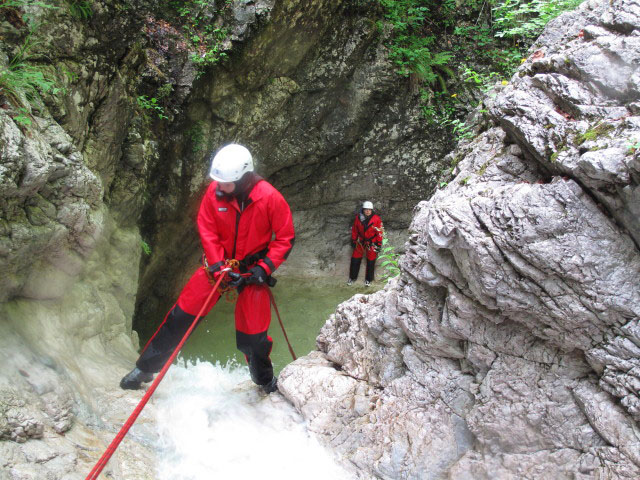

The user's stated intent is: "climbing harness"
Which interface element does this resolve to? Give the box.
[207,258,240,302]
[85,269,230,480]
[216,260,297,361]
[355,238,376,255]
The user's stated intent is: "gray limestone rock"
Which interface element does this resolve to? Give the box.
[281,0,640,478]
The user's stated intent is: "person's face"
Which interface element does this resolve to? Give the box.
[218,181,236,194]
[363,208,372,216]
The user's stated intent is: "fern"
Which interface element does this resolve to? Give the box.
[0,34,57,111]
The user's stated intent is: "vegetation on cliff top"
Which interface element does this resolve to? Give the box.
[378,0,582,127]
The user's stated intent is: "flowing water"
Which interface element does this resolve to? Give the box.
[141,276,377,479]
[152,361,356,480]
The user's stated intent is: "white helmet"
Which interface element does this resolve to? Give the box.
[362,201,373,209]
[208,144,254,182]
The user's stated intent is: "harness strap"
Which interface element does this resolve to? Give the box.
[237,247,269,272]
[203,247,269,272]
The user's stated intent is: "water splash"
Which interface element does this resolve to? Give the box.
[153,360,355,480]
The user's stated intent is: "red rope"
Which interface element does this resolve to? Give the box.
[267,289,296,361]
[85,272,227,480]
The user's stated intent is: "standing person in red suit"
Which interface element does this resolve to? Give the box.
[120,144,295,394]
[347,201,383,287]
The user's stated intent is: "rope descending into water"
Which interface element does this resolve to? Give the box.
[85,267,296,478]
[85,269,229,480]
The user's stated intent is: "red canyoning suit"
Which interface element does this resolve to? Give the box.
[349,210,383,282]
[136,174,295,387]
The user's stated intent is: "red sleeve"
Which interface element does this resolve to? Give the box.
[257,189,295,275]
[197,183,225,268]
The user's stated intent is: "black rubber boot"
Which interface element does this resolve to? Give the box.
[261,376,278,394]
[120,367,154,390]
[236,330,274,386]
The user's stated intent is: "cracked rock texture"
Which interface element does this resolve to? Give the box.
[280,0,640,478]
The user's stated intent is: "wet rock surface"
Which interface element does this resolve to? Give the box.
[281,0,640,478]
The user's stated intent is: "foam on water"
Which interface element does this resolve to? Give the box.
[153,360,355,480]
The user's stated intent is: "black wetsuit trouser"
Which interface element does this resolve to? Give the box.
[136,304,273,385]
[349,257,376,282]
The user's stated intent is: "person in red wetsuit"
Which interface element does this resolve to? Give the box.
[347,201,383,287]
[120,144,295,394]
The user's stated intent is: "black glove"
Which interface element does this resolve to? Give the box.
[246,265,268,285]
[351,240,356,248]
[227,271,246,288]
[206,261,225,281]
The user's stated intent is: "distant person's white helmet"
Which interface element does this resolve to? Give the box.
[208,144,254,182]
[362,201,373,209]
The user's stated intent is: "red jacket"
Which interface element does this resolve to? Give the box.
[197,178,295,275]
[351,211,383,249]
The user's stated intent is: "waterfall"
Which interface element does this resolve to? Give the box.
[152,361,354,479]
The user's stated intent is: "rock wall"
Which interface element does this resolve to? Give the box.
[0,2,192,477]
[279,0,640,478]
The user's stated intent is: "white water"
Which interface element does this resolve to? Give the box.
[152,361,355,480]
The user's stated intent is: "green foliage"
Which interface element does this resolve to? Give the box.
[157,82,174,99]
[441,118,474,142]
[65,0,92,19]
[136,95,168,120]
[0,0,52,9]
[378,0,583,128]
[573,122,614,146]
[493,0,583,42]
[628,138,640,155]
[379,0,454,90]
[169,0,229,74]
[140,240,152,256]
[0,34,58,114]
[461,65,502,92]
[13,107,32,126]
[420,90,459,124]
[378,230,401,282]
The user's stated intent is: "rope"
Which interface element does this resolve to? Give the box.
[267,288,297,361]
[85,270,229,480]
